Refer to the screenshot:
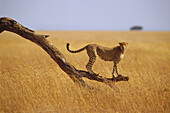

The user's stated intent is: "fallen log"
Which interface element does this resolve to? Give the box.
[0,17,129,89]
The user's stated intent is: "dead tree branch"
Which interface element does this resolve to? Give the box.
[0,17,129,89]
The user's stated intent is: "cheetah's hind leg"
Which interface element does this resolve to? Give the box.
[86,56,99,76]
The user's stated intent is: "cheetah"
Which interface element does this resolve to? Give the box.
[66,42,128,79]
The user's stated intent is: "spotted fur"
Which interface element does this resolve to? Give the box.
[66,42,128,78]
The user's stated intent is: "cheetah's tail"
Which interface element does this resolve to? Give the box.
[66,43,86,53]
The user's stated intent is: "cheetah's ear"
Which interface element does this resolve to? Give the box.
[119,42,122,45]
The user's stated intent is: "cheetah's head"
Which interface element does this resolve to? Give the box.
[119,42,128,51]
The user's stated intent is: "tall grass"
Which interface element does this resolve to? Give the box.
[0,31,169,113]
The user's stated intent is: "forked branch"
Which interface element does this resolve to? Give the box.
[0,17,129,89]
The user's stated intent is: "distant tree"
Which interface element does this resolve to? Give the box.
[130,26,143,31]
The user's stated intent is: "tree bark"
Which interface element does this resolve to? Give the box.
[0,17,129,89]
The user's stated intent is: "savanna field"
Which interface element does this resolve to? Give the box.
[0,31,169,113]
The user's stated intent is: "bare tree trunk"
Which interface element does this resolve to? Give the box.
[0,17,129,89]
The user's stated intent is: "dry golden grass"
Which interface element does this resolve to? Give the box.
[0,31,169,113]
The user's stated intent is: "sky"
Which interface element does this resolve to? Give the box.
[0,0,170,31]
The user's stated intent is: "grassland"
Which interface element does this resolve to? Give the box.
[0,31,169,113]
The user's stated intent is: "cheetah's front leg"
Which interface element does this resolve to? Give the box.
[112,66,115,79]
[112,63,119,79]
[115,64,119,75]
